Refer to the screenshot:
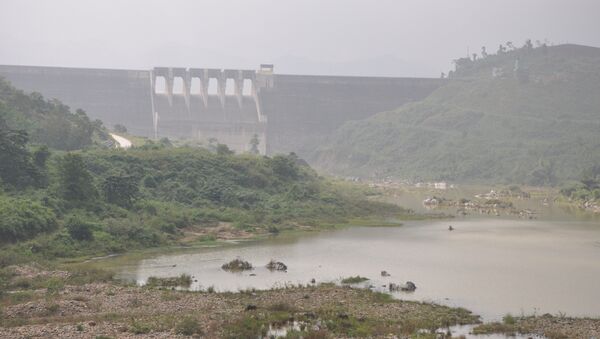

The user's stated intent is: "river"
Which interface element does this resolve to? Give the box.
[99,187,600,324]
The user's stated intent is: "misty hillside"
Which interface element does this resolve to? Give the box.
[313,44,600,185]
[0,78,110,150]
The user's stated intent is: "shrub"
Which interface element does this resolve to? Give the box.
[130,319,151,334]
[502,313,516,325]
[0,196,57,243]
[56,153,98,206]
[65,215,95,241]
[221,258,253,272]
[175,316,202,336]
[45,277,65,296]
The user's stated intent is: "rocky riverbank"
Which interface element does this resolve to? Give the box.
[1,280,478,338]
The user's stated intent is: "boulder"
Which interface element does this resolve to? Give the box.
[266,260,288,272]
[402,281,417,291]
[389,281,417,292]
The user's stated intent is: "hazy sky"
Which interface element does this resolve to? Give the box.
[1,0,599,77]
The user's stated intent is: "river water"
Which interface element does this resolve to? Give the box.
[102,189,600,323]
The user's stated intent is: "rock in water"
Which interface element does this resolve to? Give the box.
[389,281,417,292]
[266,260,288,271]
[402,281,417,291]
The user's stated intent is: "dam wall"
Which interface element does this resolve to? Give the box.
[263,74,446,155]
[0,64,446,156]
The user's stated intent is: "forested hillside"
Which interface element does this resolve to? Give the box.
[313,44,600,185]
[0,78,110,150]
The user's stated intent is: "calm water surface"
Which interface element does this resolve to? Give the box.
[102,193,600,323]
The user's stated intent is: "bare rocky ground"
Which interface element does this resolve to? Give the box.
[1,278,478,338]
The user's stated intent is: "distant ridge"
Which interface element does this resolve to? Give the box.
[313,44,600,185]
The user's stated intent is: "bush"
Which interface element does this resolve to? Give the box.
[65,215,95,241]
[0,196,57,243]
[503,313,516,325]
[130,319,151,334]
[175,316,202,336]
[222,258,253,272]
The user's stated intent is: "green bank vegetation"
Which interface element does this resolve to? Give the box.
[559,165,600,208]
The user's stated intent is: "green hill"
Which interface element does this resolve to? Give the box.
[313,44,600,185]
[0,77,110,150]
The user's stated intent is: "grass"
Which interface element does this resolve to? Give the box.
[472,322,517,335]
[503,313,516,325]
[341,276,369,284]
[129,319,152,334]
[175,316,202,336]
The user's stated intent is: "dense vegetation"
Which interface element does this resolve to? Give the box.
[0,87,402,268]
[560,165,600,205]
[313,43,600,185]
[0,77,110,150]
[0,147,401,266]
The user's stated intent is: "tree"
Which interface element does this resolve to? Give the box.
[0,196,57,243]
[102,174,139,208]
[65,215,94,241]
[159,137,172,147]
[216,143,234,156]
[0,116,38,189]
[57,153,97,206]
[32,145,51,187]
[270,154,300,180]
[113,124,128,133]
[33,145,50,168]
[528,160,556,186]
[249,134,260,154]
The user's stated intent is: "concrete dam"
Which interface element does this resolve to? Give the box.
[0,64,445,156]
